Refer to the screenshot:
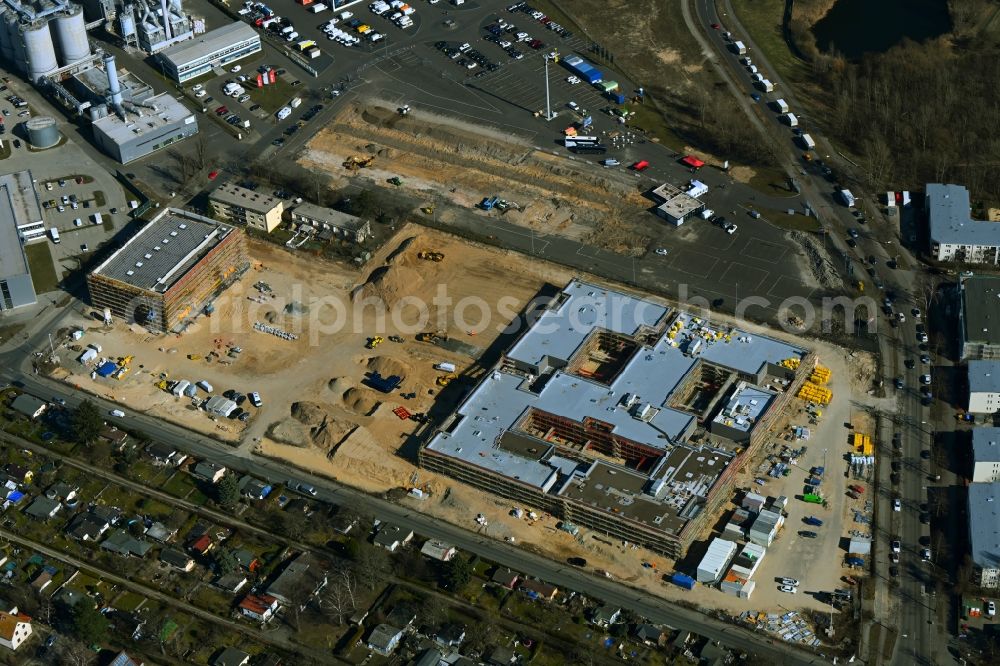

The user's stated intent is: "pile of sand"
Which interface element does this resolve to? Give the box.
[352,264,423,308]
[342,387,381,416]
[271,400,355,452]
[327,376,354,394]
[366,355,409,379]
[290,401,329,426]
[331,425,415,487]
[267,419,313,448]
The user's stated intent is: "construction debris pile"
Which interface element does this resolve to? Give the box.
[737,610,822,648]
[253,321,299,341]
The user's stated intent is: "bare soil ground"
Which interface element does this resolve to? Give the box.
[299,103,652,255]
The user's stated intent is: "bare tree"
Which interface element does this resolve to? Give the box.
[355,546,390,591]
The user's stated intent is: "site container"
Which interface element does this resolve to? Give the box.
[611,92,625,104]
[670,573,696,590]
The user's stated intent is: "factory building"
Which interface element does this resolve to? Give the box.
[209,183,284,233]
[0,1,92,81]
[157,22,260,83]
[0,170,41,310]
[122,0,193,54]
[87,208,248,333]
[420,279,813,558]
[85,53,198,163]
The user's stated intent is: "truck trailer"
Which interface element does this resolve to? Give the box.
[773,98,789,113]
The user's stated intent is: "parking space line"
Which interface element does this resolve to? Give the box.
[718,263,770,292]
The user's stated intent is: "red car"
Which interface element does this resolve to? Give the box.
[215,106,229,115]
[632,160,650,171]
[208,170,219,180]
[711,23,721,30]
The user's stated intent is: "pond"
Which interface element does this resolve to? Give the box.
[812,0,952,59]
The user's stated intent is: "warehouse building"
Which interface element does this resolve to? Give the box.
[209,183,285,233]
[959,275,1000,360]
[968,360,1000,414]
[968,481,1000,588]
[91,91,198,164]
[86,208,248,333]
[157,22,261,83]
[0,171,42,310]
[420,279,812,558]
[289,203,372,244]
[927,183,1000,264]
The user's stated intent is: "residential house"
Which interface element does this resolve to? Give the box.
[590,605,622,628]
[215,573,248,594]
[238,593,279,622]
[101,529,153,558]
[147,442,187,466]
[265,553,328,609]
[4,464,32,485]
[0,610,32,651]
[233,548,260,573]
[420,540,457,562]
[490,568,519,590]
[519,579,559,601]
[109,651,145,666]
[99,426,129,450]
[108,610,145,641]
[10,394,46,420]
[192,461,226,484]
[972,427,1000,482]
[288,202,372,244]
[209,182,285,234]
[189,534,214,556]
[487,646,516,665]
[237,475,271,500]
[24,496,61,521]
[414,649,445,666]
[160,547,195,572]
[634,624,665,646]
[213,647,250,666]
[374,524,413,552]
[145,522,176,543]
[366,624,404,656]
[434,623,466,648]
[30,568,55,592]
[66,507,115,541]
[46,482,78,503]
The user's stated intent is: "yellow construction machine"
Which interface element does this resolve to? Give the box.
[343,155,375,171]
[417,251,444,262]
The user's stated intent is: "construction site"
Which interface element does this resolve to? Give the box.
[299,102,655,255]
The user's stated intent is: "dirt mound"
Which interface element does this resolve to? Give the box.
[267,419,313,447]
[327,377,354,394]
[366,356,409,379]
[290,401,329,426]
[352,264,423,308]
[385,235,419,264]
[311,417,354,453]
[342,387,381,415]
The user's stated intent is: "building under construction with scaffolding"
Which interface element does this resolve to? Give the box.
[86,208,248,333]
[420,279,815,558]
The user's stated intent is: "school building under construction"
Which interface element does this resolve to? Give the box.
[420,279,815,558]
[86,208,248,333]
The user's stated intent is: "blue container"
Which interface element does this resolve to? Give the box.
[670,573,696,590]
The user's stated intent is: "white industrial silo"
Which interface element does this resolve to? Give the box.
[20,21,59,81]
[52,4,90,66]
[118,8,136,38]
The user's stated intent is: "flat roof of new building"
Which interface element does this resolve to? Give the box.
[650,182,703,221]
[968,481,1000,570]
[973,428,1000,464]
[962,276,1000,346]
[969,360,1000,394]
[91,208,237,293]
[91,92,194,145]
[426,280,804,537]
[507,279,670,369]
[928,183,1000,247]
[698,537,737,575]
[713,382,777,434]
[0,173,35,278]
[210,183,282,214]
[159,22,259,66]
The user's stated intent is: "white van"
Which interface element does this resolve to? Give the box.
[109,409,125,418]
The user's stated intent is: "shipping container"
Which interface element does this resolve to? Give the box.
[306,47,321,58]
[309,2,328,11]
[773,98,789,113]
[680,155,705,169]
[435,362,457,373]
[670,573,696,590]
[290,97,302,108]
[196,380,214,393]
[798,133,816,150]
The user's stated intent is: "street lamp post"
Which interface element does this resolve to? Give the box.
[543,55,555,121]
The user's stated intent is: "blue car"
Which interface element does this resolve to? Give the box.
[750,93,761,101]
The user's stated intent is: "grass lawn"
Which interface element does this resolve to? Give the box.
[114,590,146,612]
[189,584,233,616]
[730,0,812,84]
[763,209,821,232]
[23,241,59,293]
[93,190,106,207]
[65,572,103,594]
[161,472,198,499]
[246,79,297,114]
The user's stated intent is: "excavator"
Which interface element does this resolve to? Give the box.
[436,373,457,387]
[366,336,384,349]
[417,331,448,343]
[343,155,375,171]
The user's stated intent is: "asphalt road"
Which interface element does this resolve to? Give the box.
[0,302,825,665]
